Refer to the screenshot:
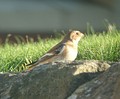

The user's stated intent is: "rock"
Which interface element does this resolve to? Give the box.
[68,62,120,99]
[0,60,110,99]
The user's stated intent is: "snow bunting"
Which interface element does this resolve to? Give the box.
[27,30,84,70]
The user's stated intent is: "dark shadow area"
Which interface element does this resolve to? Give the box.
[0,32,55,44]
[66,72,103,98]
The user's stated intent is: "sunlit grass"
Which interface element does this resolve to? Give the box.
[78,31,120,62]
[0,30,120,72]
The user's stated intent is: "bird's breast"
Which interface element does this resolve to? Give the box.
[63,45,78,61]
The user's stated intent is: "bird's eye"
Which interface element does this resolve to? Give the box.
[76,32,79,35]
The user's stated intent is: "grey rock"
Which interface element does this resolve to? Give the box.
[0,60,110,99]
[68,62,120,99]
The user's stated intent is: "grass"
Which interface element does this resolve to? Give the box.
[78,31,120,61]
[0,30,120,72]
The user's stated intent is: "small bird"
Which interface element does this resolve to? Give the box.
[27,30,84,70]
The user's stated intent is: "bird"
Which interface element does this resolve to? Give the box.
[27,30,84,70]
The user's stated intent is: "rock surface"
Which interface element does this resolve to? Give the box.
[68,62,120,99]
[0,60,113,99]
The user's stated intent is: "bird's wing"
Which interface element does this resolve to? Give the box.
[27,43,66,69]
[53,43,66,55]
[39,43,66,61]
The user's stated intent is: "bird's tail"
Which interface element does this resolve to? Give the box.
[26,61,40,70]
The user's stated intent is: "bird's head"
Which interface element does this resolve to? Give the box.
[70,30,84,42]
[63,30,84,45]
